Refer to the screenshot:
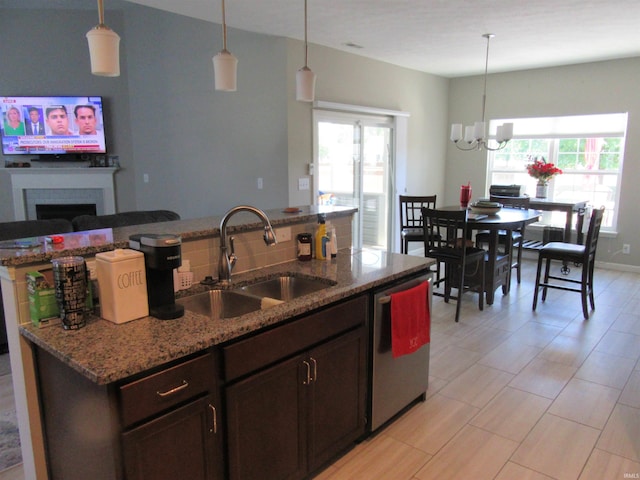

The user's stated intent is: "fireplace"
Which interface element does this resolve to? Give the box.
[6,167,117,220]
[36,204,97,222]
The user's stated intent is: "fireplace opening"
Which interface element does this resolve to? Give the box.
[36,204,97,222]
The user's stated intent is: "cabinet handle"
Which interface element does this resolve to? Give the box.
[156,380,189,397]
[310,357,317,382]
[302,360,311,385]
[209,404,217,434]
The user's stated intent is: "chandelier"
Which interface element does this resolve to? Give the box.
[450,34,513,151]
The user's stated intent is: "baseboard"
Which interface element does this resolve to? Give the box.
[594,261,640,273]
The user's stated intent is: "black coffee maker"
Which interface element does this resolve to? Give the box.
[129,233,184,320]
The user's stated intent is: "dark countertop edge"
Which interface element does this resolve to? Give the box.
[20,251,435,385]
[0,205,356,267]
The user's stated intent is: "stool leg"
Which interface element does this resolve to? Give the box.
[533,254,544,311]
[581,259,590,319]
[588,260,596,310]
[541,258,551,302]
[516,240,523,284]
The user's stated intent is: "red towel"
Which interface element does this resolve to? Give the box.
[391,281,430,358]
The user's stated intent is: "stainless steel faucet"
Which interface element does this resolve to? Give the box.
[217,205,277,284]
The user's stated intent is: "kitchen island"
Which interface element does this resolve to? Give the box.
[1,205,435,480]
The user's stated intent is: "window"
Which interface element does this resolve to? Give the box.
[487,114,628,231]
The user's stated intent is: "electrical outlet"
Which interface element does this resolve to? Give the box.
[257,177,263,189]
[275,227,292,242]
[623,244,630,254]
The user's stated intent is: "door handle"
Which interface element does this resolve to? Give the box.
[302,360,311,385]
[208,404,217,434]
[310,357,317,382]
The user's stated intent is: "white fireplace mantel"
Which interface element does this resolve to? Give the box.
[5,167,118,220]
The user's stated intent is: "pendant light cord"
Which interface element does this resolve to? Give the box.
[480,33,494,124]
[303,0,309,67]
[97,0,105,26]
[222,0,228,52]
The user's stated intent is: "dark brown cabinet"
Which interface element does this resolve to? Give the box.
[119,352,224,480]
[36,349,224,480]
[35,294,369,480]
[122,394,221,480]
[224,296,368,480]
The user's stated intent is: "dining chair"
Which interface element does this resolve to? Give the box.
[476,194,530,285]
[399,195,436,254]
[532,206,604,319]
[422,207,486,322]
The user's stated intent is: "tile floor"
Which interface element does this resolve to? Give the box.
[2,259,640,480]
[314,259,640,480]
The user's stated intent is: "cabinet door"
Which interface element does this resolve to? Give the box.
[122,394,222,480]
[307,327,368,471]
[226,354,307,480]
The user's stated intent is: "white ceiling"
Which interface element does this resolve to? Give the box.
[120,0,640,77]
[7,0,640,77]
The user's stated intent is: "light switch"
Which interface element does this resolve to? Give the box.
[298,177,310,190]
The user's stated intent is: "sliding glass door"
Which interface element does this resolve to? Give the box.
[314,110,394,250]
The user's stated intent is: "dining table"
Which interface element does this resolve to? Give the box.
[442,206,542,305]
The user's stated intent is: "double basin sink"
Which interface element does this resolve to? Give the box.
[177,275,335,320]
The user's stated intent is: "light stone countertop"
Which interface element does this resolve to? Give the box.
[20,248,434,385]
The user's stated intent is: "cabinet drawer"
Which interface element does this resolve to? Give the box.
[224,295,368,382]
[120,353,216,427]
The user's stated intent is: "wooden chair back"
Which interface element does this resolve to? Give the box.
[399,195,436,229]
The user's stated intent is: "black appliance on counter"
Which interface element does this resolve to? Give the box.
[129,233,184,320]
[489,184,524,197]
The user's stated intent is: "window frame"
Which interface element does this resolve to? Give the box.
[487,114,627,233]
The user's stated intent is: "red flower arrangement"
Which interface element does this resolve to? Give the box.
[526,156,563,183]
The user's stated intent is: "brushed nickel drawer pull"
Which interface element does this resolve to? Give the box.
[310,357,317,382]
[209,404,217,434]
[156,380,189,397]
[302,360,311,385]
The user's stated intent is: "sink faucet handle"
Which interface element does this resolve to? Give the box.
[228,236,237,270]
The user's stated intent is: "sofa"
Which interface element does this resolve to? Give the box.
[71,210,180,231]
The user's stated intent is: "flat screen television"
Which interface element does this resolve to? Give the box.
[1,96,106,156]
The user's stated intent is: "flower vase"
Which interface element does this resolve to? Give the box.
[536,181,549,199]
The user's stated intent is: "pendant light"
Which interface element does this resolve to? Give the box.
[296,0,316,102]
[450,34,513,151]
[213,0,238,91]
[86,0,121,77]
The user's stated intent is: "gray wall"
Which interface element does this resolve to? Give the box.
[447,58,640,266]
[0,8,133,221]
[123,6,289,218]
[0,4,290,220]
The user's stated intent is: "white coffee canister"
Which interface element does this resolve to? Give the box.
[96,249,149,323]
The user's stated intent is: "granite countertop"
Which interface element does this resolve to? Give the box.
[0,205,356,267]
[20,248,434,385]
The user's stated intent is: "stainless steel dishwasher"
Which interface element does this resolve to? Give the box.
[370,273,432,431]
